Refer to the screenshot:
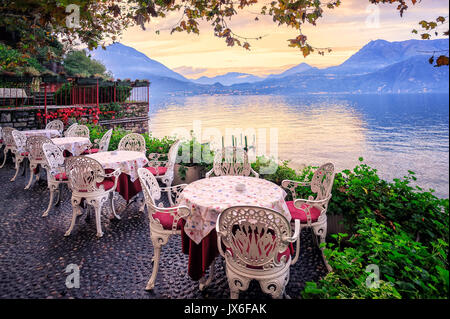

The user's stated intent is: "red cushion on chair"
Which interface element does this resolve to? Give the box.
[83,148,99,154]
[20,152,29,156]
[146,166,167,176]
[152,210,183,230]
[79,178,115,192]
[286,201,321,223]
[54,172,68,181]
[97,178,115,191]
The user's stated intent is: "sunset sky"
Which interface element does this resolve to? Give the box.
[118,0,449,78]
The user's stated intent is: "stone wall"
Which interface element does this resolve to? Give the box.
[0,107,42,130]
[98,116,149,134]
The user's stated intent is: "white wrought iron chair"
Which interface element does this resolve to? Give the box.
[41,142,69,217]
[64,123,78,137]
[45,119,64,135]
[137,167,191,290]
[64,156,121,237]
[281,162,335,270]
[83,128,113,154]
[66,124,90,138]
[0,127,15,169]
[216,206,300,299]
[24,136,53,189]
[10,130,28,182]
[206,146,259,178]
[146,140,181,206]
[117,133,146,154]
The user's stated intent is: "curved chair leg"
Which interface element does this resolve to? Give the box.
[92,200,104,237]
[146,239,164,290]
[291,224,302,265]
[260,271,289,299]
[10,156,23,182]
[313,224,332,272]
[110,192,120,220]
[24,164,36,189]
[226,269,250,299]
[0,148,8,168]
[230,290,240,299]
[55,184,63,207]
[42,183,58,217]
[199,259,216,291]
[65,199,81,236]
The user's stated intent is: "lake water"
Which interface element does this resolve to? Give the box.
[148,93,449,198]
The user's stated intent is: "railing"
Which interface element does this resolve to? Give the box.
[0,75,150,124]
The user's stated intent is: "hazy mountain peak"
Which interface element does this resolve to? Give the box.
[89,42,189,82]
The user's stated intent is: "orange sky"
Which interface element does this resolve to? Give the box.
[118,0,449,78]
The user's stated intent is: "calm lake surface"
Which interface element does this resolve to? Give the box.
[148,93,449,198]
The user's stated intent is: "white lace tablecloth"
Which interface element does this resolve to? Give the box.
[85,151,148,182]
[51,137,92,156]
[178,176,291,244]
[23,129,60,139]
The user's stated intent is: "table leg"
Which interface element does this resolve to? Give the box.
[199,258,216,291]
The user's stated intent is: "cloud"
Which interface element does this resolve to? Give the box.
[173,66,208,76]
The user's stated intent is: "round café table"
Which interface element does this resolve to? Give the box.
[177,175,291,282]
[85,150,148,202]
[51,137,92,156]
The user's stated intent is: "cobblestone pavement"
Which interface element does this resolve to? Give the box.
[0,159,327,299]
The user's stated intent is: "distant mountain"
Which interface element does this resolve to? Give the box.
[266,63,315,79]
[89,43,189,82]
[222,54,449,94]
[192,72,264,86]
[89,39,449,96]
[322,39,449,75]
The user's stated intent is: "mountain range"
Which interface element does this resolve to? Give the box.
[89,39,449,95]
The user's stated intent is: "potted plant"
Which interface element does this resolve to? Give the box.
[173,133,214,185]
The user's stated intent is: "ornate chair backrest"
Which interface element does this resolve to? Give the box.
[42,142,65,176]
[311,162,335,201]
[64,123,78,136]
[167,140,181,171]
[118,133,146,153]
[11,130,27,153]
[217,206,292,269]
[2,127,15,148]
[45,120,64,134]
[26,136,52,162]
[212,147,253,177]
[99,129,113,152]
[65,156,106,193]
[137,167,161,211]
[68,124,90,138]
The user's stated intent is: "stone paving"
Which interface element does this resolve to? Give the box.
[0,158,327,299]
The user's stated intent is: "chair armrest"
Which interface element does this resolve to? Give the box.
[282,219,300,244]
[215,224,228,258]
[250,167,259,178]
[281,179,311,199]
[293,194,332,208]
[293,194,332,225]
[205,168,214,178]
[101,168,121,191]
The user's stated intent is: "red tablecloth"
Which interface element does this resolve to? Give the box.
[105,169,142,202]
[181,220,219,281]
